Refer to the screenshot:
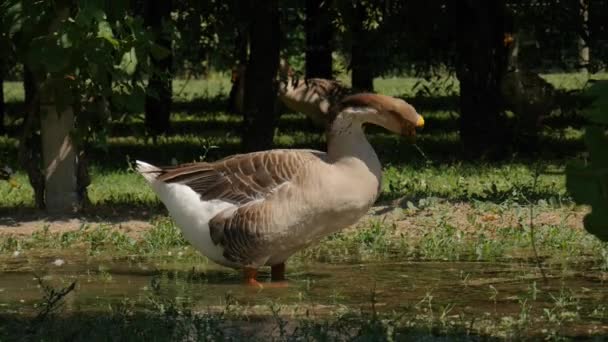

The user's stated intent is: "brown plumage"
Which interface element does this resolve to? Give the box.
[278,77,352,126]
[154,150,322,205]
[150,150,324,264]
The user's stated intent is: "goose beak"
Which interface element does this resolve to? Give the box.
[416,115,425,129]
[401,113,424,138]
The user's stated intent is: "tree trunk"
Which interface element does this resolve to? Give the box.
[455,0,510,159]
[20,66,45,209]
[0,73,4,135]
[38,2,80,213]
[350,3,374,91]
[0,49,6,135]
[24,67,37,105]
[241,0,280,152]
[228,2,250,114]
[40,100,78,213]
[305,0,333,79]
[578,0,589,73]
[144,0,172,137]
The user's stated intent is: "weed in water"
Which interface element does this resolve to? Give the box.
[141,216,187,252]
[31,275,77,326]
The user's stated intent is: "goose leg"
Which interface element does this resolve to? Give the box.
[243,267,262,287]
[271,263,286,281]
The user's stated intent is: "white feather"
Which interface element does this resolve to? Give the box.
[136,161,161,182]
[136,160,237,267]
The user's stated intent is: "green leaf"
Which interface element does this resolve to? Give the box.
[97,20,119,47]
[584,214,608,241]
[60,32,72,48]
[117,47,138,75]
[583,80,608,125]
[75,2,105,28]
[4,1,23,35]
[570,83,608,239]
[585,126,608,167]
[566,125,608,241]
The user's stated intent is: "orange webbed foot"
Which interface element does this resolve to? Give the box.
[242,265,290,289]
[243,267,263,288]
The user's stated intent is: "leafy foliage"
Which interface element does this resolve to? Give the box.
[1,0,166,150]
[171,0,236,76]
[566,80,608,241]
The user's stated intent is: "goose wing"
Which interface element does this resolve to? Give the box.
[155,149,326,264]
[156,149,323,205]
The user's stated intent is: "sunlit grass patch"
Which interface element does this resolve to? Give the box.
[0,173,34,207]
[88,169,157,206]
[0,159,576,216]
[0,218,188,257]
[141,216,187,251]
[2,200,605,268]
[172,78,232,101]
[297,220,607,267]
[542,72,608,90]
[2,81,24,103]
[382,162,567,203]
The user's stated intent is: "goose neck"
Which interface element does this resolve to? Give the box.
[327,119,378,166]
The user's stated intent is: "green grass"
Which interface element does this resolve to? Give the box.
[4,72,607,103]
[0,161,572,208]
[2,200,606,268]
[0,71,588,208]
[0,72,603,262]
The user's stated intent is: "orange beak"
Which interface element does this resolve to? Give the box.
[416,115,425,129]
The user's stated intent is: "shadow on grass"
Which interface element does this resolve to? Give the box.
[1,95,586,180]
[0,125,584,172]
[172,96,231,113]
[0,311,506,341]
[407,94,460,112]
[0,202,165,228]
[3,310,603,341]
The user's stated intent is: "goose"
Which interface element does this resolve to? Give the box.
[137,93,424,287]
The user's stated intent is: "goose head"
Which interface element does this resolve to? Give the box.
[330,93,424,137]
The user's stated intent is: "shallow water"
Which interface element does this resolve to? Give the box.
[0,252,605,314]
[1,252,607,339]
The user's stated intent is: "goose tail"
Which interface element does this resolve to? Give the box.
[136,160,162,183]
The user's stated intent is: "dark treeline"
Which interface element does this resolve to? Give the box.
[0,0,607,214]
